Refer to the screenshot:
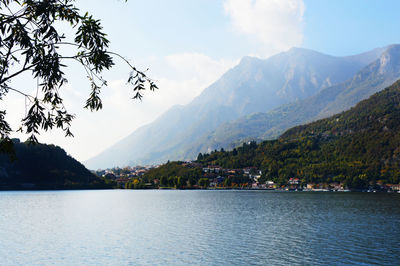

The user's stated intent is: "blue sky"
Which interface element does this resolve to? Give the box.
[303,0,400,56]
[6,0,400,162]
[75,0,400,59]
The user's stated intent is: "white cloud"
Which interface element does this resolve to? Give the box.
[153,53,237,106]
[224,0,305,56]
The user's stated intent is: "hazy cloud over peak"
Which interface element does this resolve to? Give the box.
[224,0,305,56]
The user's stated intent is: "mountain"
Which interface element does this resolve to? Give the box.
[190,45,400,154]
[86,46,386,169]
[197,80,400,188]
[0,140,109,189]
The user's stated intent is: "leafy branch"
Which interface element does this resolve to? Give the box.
[0,0,157,152]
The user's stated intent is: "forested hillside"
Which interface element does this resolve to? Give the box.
[0,140,109,189]
[197,80,400,189]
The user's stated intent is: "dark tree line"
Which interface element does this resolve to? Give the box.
[0,139,110,189]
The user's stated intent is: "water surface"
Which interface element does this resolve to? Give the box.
[0,190,399,265]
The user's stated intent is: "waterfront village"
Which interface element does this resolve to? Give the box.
[94,162,400,192]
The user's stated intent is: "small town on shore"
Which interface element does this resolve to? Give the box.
[94,162,400,192]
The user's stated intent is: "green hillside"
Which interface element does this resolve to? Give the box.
[0,140,110,189]
[197,80,400,189]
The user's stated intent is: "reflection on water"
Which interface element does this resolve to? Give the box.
[0,190,399,265]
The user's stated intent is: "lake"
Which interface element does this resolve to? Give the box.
[0,190,399,265]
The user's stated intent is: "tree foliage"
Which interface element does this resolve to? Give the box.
[144,161,202,188]
[198,178,209,188]
[0,0,157,148]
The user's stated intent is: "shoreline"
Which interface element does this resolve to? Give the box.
[1,187,399,193]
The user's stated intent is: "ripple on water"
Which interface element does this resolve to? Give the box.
[0,190,400,265]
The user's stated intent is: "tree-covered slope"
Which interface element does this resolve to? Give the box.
[197,80,400,188]
[190,45,400,156]
[0,140,108,189]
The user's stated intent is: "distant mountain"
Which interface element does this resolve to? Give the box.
[197,79,400,188]
[0,140,108,189]
[86,46,387,169]
[190,45,400,154]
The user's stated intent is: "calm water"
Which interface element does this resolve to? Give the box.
[0,190,399,265]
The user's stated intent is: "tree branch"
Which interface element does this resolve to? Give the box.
[5,86,34,100]
[0,64,36,84]
[0,39,14,82]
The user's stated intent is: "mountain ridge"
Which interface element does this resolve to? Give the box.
[85,46,392,169]
[187,44,400,156]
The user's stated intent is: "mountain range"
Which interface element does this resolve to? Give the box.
[190,45,400,153]
[85,45,400,169]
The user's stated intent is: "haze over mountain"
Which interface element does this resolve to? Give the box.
[189,44,400,155]
[85,46,389,169]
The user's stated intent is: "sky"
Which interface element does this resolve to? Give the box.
[4,0,400,162]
